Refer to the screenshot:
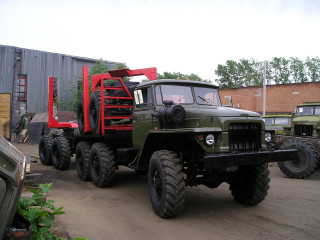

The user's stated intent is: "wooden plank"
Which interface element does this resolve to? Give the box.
[0,94,11,140]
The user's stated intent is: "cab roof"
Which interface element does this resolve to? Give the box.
[137,79,218,88]
[298,102,320,107]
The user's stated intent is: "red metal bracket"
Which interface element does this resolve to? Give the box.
[82,66,91,132]
[48,77,78,129]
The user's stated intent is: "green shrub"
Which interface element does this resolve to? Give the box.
[17,183,88,240]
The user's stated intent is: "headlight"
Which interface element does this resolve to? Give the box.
[205,134,215,146]
[265,132,272,143]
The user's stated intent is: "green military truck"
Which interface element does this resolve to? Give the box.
[39,67,297,218]
[274,102,320,179]
[263,114,292,135]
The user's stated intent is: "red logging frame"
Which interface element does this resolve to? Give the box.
[48,67,157,133]
[83,66,157,134]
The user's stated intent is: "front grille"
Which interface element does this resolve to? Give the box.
[294,125,313,136]
[228,123,261,152]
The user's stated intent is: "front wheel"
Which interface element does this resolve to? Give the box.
[148,150,185,218]
[229,164,270,205]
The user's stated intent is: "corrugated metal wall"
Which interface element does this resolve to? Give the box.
[0,45,119,130]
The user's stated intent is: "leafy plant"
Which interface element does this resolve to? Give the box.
[17,183,87,240]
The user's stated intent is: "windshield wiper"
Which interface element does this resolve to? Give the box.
[198,95,213,106]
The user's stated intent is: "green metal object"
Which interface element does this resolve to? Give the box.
[0,136,26,239]
[131,79,297,172]
[290,102,320,137]
[263,114,292,135]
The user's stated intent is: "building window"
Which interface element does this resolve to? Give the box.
[17,74,27,101]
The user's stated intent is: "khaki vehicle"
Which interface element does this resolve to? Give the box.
[0,136,31,239]
[274,102,320,179]
[39,67,298,218]
[263,114,292,135]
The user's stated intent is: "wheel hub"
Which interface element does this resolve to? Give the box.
[152,170,162,199]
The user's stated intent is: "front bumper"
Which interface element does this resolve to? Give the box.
[203,149,298,170]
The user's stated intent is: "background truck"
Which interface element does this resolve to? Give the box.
[270,102,320,179]
[262,114,292,135]
[39,66,297,218]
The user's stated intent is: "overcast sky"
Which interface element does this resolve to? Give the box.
[1,0,319,82]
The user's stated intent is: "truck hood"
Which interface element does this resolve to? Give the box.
[292,115,320,125]
[186,106,261,118]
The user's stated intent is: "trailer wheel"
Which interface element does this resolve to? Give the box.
[76,141,91,181]
[229,164,270,205]
[279,139,320,179]
[148,150,186,218]
[89,142,115,187]
[77,98,85,134]
[51,136,71,170]
[39,135,53,166]
[89,91,101,135]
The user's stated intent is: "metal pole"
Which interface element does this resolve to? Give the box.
[263,61,266,116]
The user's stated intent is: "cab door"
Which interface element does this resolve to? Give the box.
[132,86,154,150]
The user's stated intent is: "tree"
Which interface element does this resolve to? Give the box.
[305,57,320,82]
[270,57,291,84]
[290,57,308,83]
[215,57,320,89]
[157,71,210,82]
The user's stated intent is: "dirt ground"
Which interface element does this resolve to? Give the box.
[14,143,320,240]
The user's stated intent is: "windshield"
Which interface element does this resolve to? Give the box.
[155,85,194,105]
[155,84,221,106]
[274,117,291,125]
[296,106,320,116]
[264,118,274,125]
[194,87,221,106]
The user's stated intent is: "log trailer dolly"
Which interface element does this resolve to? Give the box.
[39,66,298,218]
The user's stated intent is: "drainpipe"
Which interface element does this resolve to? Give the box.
[263,61,266,116]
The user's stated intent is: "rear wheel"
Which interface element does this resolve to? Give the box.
[89,142,115,187]
[229,164,270,205]
[279,139,320,179]
[39,135,53,166]
[148,150,185,218]
[76,141,91,181]
[51,136,71,170]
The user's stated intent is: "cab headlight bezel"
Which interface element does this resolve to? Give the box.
[265,132,272,143]
[205,134,215,146]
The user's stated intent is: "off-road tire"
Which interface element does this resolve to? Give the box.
[77,98,85,134]
[89,142,115,187]
[51,136,72,170]
[89,91,101,135]
[39,135,53,166]
[279,139,320,179]
[76,141,91,181]
[229,164,270,205]
[148,150,186,218]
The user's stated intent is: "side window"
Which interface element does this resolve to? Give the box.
[155,85,162,105]
[134,87,152,108]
